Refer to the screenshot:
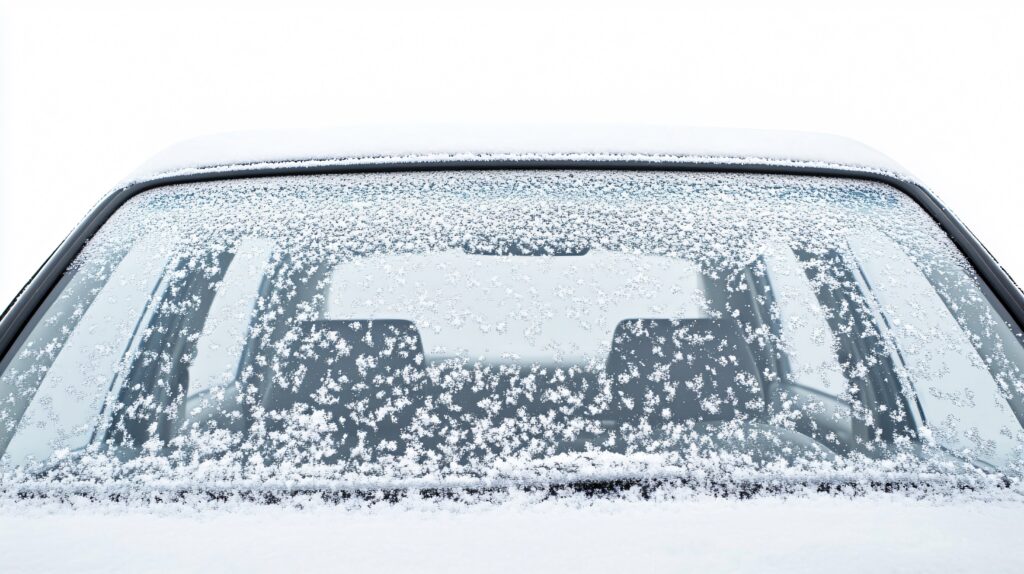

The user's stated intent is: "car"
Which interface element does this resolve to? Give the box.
[1,126,1022,570]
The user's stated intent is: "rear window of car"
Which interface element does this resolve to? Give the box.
[1,170,1022,491]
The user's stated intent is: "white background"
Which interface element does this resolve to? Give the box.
[2,0,1022,309]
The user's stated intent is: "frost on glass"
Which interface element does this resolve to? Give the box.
[1,171,1023,495]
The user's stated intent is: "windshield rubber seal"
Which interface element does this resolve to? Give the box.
[1,160,1022,362]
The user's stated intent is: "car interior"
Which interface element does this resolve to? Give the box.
[89,241,927,467]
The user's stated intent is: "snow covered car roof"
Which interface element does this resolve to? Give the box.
[125,125,917,186]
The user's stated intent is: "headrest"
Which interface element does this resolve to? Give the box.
[605,318,764,422]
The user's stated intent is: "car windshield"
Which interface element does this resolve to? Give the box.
[1,170,1023,491]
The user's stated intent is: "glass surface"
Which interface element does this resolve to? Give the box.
[1,171,1022,489]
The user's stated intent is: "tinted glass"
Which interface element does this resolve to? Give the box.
[2,171,1022,490]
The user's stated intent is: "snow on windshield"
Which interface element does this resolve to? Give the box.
[1,170,1022,496]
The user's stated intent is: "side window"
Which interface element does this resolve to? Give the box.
[3,240,170,464]
[766,249,847,396]
[182,239,275,424]
[848,234,1023,468]
[2,239,277,465]
[765,248,855,451]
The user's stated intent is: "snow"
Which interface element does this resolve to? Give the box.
[1,492,1022,573]
[124,125,918,187]
[3,170,1022,492]
[2,169,1022,573]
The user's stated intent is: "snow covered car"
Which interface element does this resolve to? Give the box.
[1,126,1023,499]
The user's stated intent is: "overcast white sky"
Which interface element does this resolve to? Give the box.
[2,0,1023,308]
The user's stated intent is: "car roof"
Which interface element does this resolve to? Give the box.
[124,125,917,186]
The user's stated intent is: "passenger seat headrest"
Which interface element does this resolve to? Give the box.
[605,319,764,422]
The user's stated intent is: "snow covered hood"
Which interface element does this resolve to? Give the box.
[124,125,917,186]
